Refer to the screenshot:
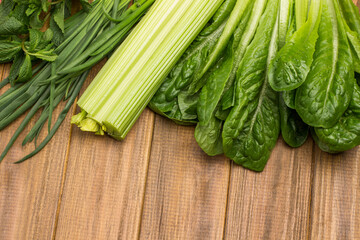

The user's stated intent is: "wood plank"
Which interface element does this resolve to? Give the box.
[0,63,75,239]
[309,149,360,240]
[54,60,155,239]
[139,116,230,240]
[224,138,314,240]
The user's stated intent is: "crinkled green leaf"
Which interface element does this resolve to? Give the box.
[26,4,37,16]
[50,15,64,46]
[0,3,29,35]
[282,89,296,109]
[29,8,43,29]
[313,83,360,153]
[279,93,309,147]
[218,0,266,111]
[10,2,28,23]
[43,28,53,43]
[150,0,237,123]
[0,40,22,63]
[28,28,43,51]
[8,52,25,85]
[29,49,57,62]
[195,117,224,156]
[222,0,280,172]
[17,54,33,83]
[268,0,321,91]
[53,2,65,33]
[177,92,199,120]
[80,0,92,13]
[339,0,360,36]
[0,0,15,19]
[344,24,360,73]
[295,0,354,128]
[41,0,50,12]
[195,55,233,156]
[0,17,27,35]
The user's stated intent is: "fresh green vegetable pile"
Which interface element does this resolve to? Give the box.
[1,0,359,172]
[0,0,91,84]
[150,0,360,171]
[0,0,154,162]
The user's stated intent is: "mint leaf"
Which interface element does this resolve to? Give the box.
[30,49,57,62]
[0,17,27,35]
[0,40,22,63]
[53,2,65,33]
[0,0,15,19]
[8,52,25,85]
[0,3,29,35]
[43,28,53,43]
[17,54,33,83]
[29,28,43,51]
[10,3,29,24]
[41,0,50,12]
[50,15,64,46]
[26,5,37,16]
[29,8,43,29]
[80,0,91,12]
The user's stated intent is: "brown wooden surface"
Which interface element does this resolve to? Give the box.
[0,1,359,239]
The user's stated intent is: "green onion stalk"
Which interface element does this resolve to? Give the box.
[0,0,155,163]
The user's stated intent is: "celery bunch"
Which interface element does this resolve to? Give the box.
[74,0,225,140]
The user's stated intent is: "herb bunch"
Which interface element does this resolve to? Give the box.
[0,0,154,163]
[0,0,91,84]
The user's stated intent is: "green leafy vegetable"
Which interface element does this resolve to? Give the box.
[0,40,22,63]
[282,89,296,108]
[313,83,360,153]
[195,0,270,156]
[279,94,309,147]
[53,2,65,33]
[0,2,28,35]
[149,0,238,124]
[195,56,233,156]
[268,0,322,91]
[295,0,354,128]
[276,0,309,148]
[222,0,280,172]
[17,54,33,83]
[8,52,25,85]
[339,0,360,36]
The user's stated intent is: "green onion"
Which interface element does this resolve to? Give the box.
[75,0,225,140]
[0,0,154,163]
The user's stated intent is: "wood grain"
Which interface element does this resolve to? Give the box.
[309,149,360,240]
[224,138,314,240]
[54,62,156,240]
[139,116,231,240]
[0,64,75,239]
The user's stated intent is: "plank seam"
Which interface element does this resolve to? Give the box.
[221,161,233,240]
[306,142,316,240]
[0,64,5,80]
[50,98,78,240]
[136,112,156,240]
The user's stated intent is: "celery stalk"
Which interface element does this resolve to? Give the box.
[75,0,224,140]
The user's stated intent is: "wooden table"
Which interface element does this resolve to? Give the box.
[1,1,360,239]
